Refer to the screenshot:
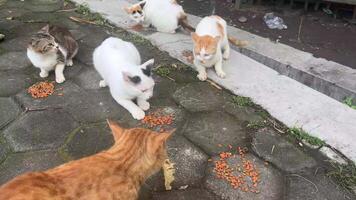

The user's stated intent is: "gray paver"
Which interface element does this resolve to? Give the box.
[183,111,247,155]
[60,123,114,160]
[252,128,317,172]
[0,36,29,51]
[3,109,79,152]
[223,101,263,123]
[0,150,65,185]
[73,66,102,90]
[0,71,35,97]
[204,154,284,200]
[0,51,31,70]
[173,82,225,112]
[153,188,218,200]
[0,139,10,164]
[0,97,21,128]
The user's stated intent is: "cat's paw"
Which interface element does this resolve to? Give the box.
[216,71,226,79]
[131,109,145,120]
[223,52,230,60]
[39,71,49,78]
[66,59,73,66]
[138,100,150,111]
[197,72,207,81]
[99,80,107,88]
[56,75,66,84]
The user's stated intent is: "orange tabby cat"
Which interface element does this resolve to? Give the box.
[0,120,172,200]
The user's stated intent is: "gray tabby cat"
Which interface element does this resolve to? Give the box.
[27,25,78,83]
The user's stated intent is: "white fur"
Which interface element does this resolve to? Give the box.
[93,37,155,120]
[193,16,230,81]
[27,44,70,84]
[131,0,185,33]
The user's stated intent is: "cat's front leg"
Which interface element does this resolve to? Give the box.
[214,57,226,78]
[137,88,153,111]
[222,43,230,60]
[66,59,73,66]
[194,60,207,81]
[113,96,145,120]
[39,68,49,78]
[99,80,107,88]
[55,63,66,83]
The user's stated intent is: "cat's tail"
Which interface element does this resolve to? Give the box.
[228,36,248,48]
[178,14,195,33]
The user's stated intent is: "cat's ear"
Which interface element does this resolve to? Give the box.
[40,24,50,33]
[107,119,124,142]
[124,6,131,14]
[139,1,146,9]
[141,58,154,69]
[191,32,199,43]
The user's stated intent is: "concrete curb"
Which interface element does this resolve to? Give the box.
[71,0,356,163]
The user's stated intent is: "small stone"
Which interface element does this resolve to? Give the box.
[0,33,4,41]
[252,128,317,172]
[238,16,248,23]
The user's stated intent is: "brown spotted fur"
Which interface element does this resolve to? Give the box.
[0,121,172,200]
[191,33,221,55]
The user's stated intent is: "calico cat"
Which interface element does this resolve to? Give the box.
[93,37,155,120]
[27,24,78,83]
[191,15,230,81]
[0,121,172,200]
[124,0,194,33]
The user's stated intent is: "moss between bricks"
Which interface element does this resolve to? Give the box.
[327,162,356,191]
[344,97,356,110]
[288,127,326,147]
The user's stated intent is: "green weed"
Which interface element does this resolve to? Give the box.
[327,162,356,191]
[231,96,253,107]
[288,127,325,146]
[343,97,356,110]
[153,66,171,77]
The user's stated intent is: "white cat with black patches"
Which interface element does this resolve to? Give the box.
[124,0,194,33]
[93,37,155,120]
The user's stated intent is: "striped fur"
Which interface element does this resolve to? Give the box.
[0,121,172,200]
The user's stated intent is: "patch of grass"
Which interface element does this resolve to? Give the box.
[231,96,253,107]
[75,3,108,26]
[343,97,356,110]
[288,127,325,146]
[153,65,171,77]
[327,162,356,190]
[247,120,267,129]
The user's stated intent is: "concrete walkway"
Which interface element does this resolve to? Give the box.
[0,0,355,199]
[71,0,356,163]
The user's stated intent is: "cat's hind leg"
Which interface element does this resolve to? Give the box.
[39,68,49,78]
[99,80,107,88]
[222,43,230,60]
[55,63,66,83]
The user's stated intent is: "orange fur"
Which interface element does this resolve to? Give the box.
[191,33,221,55]
[216,22,225,40]
[0,121,172,200]
[124,4,142,14]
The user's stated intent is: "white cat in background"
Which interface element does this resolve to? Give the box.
[124,0,194,33]
[93,37,155,120]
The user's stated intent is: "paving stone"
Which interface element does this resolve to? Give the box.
[73,66,102,90]
[64,89,134,124]
[147,135,208,191]
[75,42,94,66]
[286,170,355,200]
[16,80,84,111]
[153,188,218,200]
[0,97,21,128]
[0,150,64,185]
[0,139,10,164]
[2,109,79,152]
[183,111,247,155]
[0,51,31,70]
[5,21,45,38]
[223,101,264,123]
[205,153,284,200]
[173,82,225,112]
[0,35,29,51]
[24,0,64,12]
[77,25,109,48]
[252,128,317,173]
[60,123,114,160]
[0,71,35,97]
[18,12,78,29]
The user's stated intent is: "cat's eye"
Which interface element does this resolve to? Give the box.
[137,10,142,14]
[129,76,141,84]
[142,67,151,77]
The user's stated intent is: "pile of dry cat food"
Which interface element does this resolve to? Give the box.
[27,81,55,98]
[213,146,261,193]
[141,110,174,132]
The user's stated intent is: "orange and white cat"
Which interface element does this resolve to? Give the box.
[191,15,230,81]
[0,121,172,200]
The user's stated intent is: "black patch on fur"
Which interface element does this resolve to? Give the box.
[141,66,152,77]
[139,1,146,9]
[129,76,141,84]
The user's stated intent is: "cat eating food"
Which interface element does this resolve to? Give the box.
[0,121,172,200]
[191,15,230,81]
[27,24,78,83]
[93,37,155,120]
[124,0,194,33]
